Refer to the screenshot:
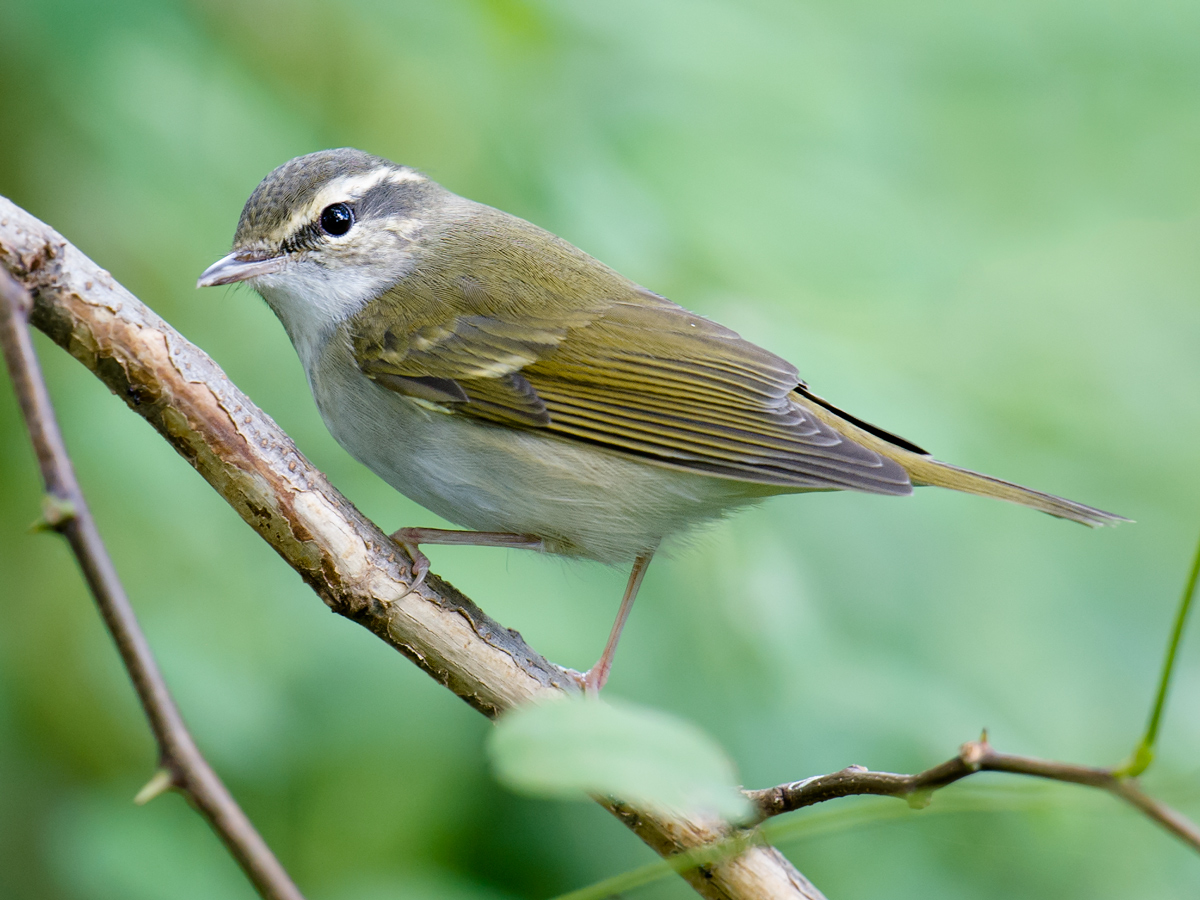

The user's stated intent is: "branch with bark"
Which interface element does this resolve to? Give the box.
[2,196,1197,900]
[746,735,1200,851]
[0,198,826,899]
[0,267,305,900]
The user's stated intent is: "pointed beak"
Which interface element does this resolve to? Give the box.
[196,251,286,288]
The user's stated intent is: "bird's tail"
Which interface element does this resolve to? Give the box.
[794,389,1129,528]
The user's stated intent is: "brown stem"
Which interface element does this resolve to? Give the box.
[0,268,304,900]
[745,737,1200,853]
[0,198,824,899]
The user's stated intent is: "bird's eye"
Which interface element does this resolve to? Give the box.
[319,203,354,236]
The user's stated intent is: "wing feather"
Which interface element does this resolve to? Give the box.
[348,213,911,495]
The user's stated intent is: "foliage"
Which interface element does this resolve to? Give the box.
[489,696,751,822]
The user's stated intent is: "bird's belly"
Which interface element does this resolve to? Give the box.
[308,353,774,563]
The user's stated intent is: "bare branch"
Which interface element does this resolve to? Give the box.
[745,737,1200,853]
[0,197,825,899]
[0,267,304,900]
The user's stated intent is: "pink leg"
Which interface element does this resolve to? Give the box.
[582,550,656,694]
[391,527,544,592]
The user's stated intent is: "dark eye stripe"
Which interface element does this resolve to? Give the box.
[280,220,323,254]
[356,180,433,219]
[279,200,356,253]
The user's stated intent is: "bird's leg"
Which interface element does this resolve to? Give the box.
[582,549,656,695]
[390,527,544,592]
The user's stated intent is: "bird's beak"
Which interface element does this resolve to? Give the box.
[196,251,286,288]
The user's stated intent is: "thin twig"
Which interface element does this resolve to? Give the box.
[0,198,825,900]
[743,525,1200,856]
[745,737,1200,853]
[0,267,305,900]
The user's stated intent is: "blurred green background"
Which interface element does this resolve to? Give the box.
[2,0,1199,897]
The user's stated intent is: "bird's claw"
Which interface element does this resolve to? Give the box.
[390,528,430,597]
[579,663,609,695]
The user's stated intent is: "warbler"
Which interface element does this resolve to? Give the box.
[198,148,1125,691]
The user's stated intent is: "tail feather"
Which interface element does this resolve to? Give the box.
[794,389,1129,528]
[896,455,1128,527]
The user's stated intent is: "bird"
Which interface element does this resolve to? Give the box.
[198,148,1125,692]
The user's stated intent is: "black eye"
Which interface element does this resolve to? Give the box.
[319,202,354,236]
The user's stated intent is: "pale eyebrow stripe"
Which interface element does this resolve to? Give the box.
[271,167,427,243]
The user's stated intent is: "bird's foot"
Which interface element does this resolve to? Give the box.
[388,527,543,597]
[578,661,611,695]
[390,527,432,595]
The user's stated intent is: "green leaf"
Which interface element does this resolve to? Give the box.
[487,695,752,822]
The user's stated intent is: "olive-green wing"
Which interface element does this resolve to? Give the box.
[356,312,566,427]
[352,292,911,494]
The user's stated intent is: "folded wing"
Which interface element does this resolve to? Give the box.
[352,281,911,495]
